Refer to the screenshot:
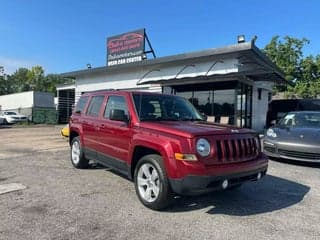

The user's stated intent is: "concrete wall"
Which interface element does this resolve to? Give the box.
[251,82,273,132]
[75,71,161,103]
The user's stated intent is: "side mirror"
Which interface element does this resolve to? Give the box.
[109,109,129,122]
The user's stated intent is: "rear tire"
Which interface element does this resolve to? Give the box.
[70,137,89,169]
[134,154,173,210]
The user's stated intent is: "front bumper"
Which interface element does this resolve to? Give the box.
[169,164,267,195]
[6,118,28,124]
[264,139,320,163]
[61,127,69,138]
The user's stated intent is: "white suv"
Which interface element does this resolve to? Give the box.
[0,111,28,124]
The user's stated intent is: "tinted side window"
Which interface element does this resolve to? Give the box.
[75,96,89,113]
[86,96,105,117]
[104,96,128,119]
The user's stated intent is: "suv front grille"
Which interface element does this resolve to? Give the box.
[213,137,259,164]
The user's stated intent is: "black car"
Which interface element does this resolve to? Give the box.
[264,111,320,162]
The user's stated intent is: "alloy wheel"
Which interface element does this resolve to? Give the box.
[137,163,160,202]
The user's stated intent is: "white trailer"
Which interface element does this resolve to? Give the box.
[0,91,55,123]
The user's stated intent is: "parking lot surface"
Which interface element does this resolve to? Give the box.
[0,126,319,240]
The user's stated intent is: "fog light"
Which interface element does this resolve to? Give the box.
[222,179,229,189]
[257,172,262,180]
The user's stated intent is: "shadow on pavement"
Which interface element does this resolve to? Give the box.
[0,125,12,129]
[166,174,310,215]
[270,157,320,168]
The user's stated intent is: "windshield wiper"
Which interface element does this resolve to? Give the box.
[140,117,179,121]
[180,117,204,121]
[161,117,179,121]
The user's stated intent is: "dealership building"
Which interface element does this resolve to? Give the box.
[59,31,285,131]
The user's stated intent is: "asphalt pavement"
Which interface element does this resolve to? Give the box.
[0,126,319,240]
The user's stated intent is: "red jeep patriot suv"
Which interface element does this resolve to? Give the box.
[69,90,268,210]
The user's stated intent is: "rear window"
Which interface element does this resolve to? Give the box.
[86,96,105,117]
[75,96,89,114]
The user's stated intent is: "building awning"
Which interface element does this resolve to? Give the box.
[60,41,286,86]
[136,44,286,86]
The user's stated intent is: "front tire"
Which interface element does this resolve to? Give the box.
[134,154,173,210]
[70,137,89,169]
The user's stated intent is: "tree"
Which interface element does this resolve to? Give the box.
[293,55,320,98]
[0,66,72,96]
[264,36,310,92]
[264,36,320,98]
[0,66,9,94]
[0,75,6,95]
[27,66,45,91]
[10,68,30,92]
[45,74,69,95]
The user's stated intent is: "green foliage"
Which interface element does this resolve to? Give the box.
[264,36,320,98]
[10,68,30,92]
[0,66,72,96]
[27,66,45,91]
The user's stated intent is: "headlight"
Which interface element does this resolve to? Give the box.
[196,138,211,157]
[266,128,277,138]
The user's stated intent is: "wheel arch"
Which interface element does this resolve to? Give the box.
[69,130,80,146]
[129,146,162,180]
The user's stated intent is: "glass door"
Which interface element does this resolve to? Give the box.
[236,83,252,128]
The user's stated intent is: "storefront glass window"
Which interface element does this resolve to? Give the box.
[192,91,212,115]
[176,91,194,104]
[174,82,252,128]
[236,83,252,128]
[212,89,235,125]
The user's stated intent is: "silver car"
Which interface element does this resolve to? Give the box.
[263,111,320,163]
[0,111,28,124]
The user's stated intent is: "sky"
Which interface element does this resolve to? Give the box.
[0,0,319,74]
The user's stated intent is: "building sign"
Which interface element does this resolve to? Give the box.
[107,29,145,66]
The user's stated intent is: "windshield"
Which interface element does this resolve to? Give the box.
[278,112,320,128]
[133,93,204,121]
[4,112,17,115]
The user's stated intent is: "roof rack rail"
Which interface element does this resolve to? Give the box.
[86,88,117,93]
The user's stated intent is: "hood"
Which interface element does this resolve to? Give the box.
[273,126,320,144]
[7,114,26,118]
[138,121,254,138]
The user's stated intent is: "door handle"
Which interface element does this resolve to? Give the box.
[100,124,105,129]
